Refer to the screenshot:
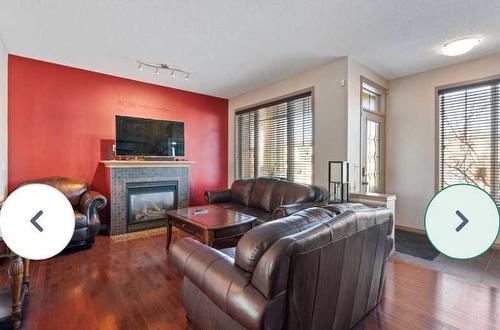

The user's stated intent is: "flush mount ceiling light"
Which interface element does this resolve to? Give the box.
[442,37,481,56]
[136,61,191,80]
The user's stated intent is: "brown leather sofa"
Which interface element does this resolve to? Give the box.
[171,205,393,330]
[205,177,328,224]
[21,177,107,249]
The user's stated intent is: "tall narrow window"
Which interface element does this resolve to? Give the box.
[438,80,499,204]
[235,92,313,184]
[361,79,386,193]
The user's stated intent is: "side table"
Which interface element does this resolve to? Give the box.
[0,201,30,329]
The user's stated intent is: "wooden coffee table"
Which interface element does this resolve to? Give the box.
[165,205,257,250]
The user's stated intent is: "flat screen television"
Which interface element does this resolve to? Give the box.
[115,115,185,157]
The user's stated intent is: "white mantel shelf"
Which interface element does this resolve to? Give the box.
[101,160,195,168]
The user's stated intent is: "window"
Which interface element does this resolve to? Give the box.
[362,88,379,113]
[438,79,499,204]
[235,91,313,184]
[361,80,386,193]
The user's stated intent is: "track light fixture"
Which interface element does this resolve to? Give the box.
[136,61,191,80]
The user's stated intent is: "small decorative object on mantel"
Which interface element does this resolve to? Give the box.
[328,161,349,203]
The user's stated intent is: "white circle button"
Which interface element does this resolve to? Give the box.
[0,184,75,260]
[425,184,499,259]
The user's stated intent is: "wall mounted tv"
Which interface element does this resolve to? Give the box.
[115,115,185,157]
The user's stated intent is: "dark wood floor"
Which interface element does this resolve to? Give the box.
[2,233,499,330]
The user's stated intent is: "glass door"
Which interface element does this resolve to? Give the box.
[361,111,385,193]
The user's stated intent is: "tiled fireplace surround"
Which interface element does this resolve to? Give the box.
[103,162,191,236]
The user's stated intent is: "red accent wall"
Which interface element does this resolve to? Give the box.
[8,55,228,209]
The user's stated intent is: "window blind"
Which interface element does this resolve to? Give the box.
[235,92,313,184]
[438,80,499,204]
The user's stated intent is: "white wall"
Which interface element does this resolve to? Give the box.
[347,58,388,192]
[387,53,500,243]
[0,40,7,200]
[228,58,349,189]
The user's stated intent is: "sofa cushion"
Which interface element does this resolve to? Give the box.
[269,180,316,210]
[234,207,334,273]
[248,178,278,212]
[230,179,255,206]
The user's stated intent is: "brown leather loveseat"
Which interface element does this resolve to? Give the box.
[21,177,107,249]
[171,205,393,330]
[205,177,327,224]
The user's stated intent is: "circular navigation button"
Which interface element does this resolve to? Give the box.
[0,184,75,260]
[425,184,499,259]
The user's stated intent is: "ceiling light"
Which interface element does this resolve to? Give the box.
[136,61,191,80]
[442,38,481,56]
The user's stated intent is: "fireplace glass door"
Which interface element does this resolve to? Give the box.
[126,181,178,232]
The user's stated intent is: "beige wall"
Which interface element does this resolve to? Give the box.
[347,58,388,192]
[0,41,7,200]
[228,57,388,195]
[228,57,349,189]
[387,53,500,243]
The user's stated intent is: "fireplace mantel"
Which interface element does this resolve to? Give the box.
[101,160,194,168]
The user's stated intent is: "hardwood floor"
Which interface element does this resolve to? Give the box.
[1,233,498,330]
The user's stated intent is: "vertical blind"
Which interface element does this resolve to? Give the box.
[235,92,313,184]
[438,79,499,204]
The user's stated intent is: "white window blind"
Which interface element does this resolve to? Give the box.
[438,80,499,203]
[235,92,313,184]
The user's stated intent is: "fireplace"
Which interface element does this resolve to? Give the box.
[103,161,191,235]
[126,181,178,232]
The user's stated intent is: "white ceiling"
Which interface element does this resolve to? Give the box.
[1,1,500,98]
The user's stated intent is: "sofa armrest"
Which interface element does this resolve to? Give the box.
[170,237,247,287]
[79,191,107,217]
[78,191,106,242]
[171,237,271,330]
[204,189,232,204]
[272,202,320,219]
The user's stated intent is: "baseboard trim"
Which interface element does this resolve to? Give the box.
[395,225,500,250]
[395,225,426,235]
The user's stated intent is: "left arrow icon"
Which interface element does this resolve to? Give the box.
[30,210,44,232]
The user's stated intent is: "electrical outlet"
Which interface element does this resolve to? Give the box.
[112,144,116,152]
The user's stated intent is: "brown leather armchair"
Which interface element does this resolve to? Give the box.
[171,205,393,330]
[21,177,107,249]
[205,177,328,225]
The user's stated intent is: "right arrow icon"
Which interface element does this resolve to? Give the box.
[455,210,469,232]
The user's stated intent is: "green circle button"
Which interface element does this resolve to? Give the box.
[424,184,499,259]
